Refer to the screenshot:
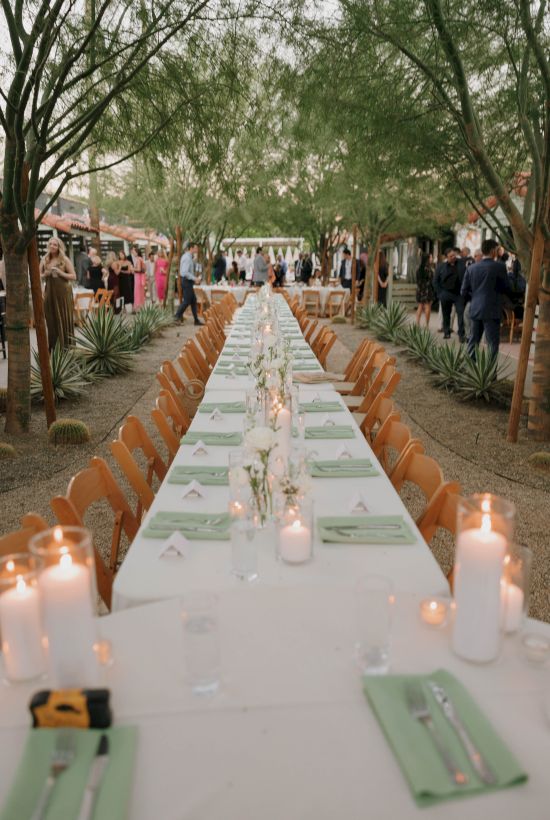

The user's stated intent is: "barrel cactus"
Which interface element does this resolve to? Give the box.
[0,442,16,459]
[0,387,7,412]
[48,418,91,446]
[528,452,550,473]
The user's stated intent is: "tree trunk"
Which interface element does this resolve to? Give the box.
[351,224,358,323]
[163,236,176,309]
[507,226,545,442]
[88,170,101,254]
[528,246,550,440]
[3,247,31,434]
[27,235,56,428]
[175,225,183,304]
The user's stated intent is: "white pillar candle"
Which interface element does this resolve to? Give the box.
[452,514,507,662]
[38,553,99,687]
[279,519,312,563]
[276,407,292,465]
[501,581,524,633]
[0,578,45,681]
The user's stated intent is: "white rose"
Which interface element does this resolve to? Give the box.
[270,357,283,370]
[263,333,277,350]
[245,426,275,452]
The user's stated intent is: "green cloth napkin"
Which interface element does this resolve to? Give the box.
[364,669,527,807]
[0,727,137,820]
[305,425,355,439]
[181,431,243,446]
[168,465,229,485]
[143,511,231,540]
[309,458,378,477]
[317,514,416,543]
[299,401,343,413]
[293,364,322,372]
[198,402,246,414]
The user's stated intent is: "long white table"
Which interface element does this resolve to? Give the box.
[2,294,549,818]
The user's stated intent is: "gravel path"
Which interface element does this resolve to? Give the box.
[325,320,550,623]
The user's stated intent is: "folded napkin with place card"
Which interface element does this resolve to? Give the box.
[292,363,322,372]
[317,515,416,544]
[142,511,231,540]
[168,465,229,485]
[181,431,243,446]
[364,669,527,807]
[215,365,249,376]
[299,401,343,413]
[309,459,378,478]
[305,425,355,439]
[0,727,137,820]
[198,402,246,414]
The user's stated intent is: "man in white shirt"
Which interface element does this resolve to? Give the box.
[174,243,203,324]
[237,250,247,282]
[338,248,353,289]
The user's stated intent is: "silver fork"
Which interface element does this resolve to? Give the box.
[406,683,468,786]
[31,729,76,819]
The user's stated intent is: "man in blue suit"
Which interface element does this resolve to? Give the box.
[461,238,510,359]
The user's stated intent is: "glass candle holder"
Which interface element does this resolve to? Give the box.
[452,494,515,663]
[501,545,532,634]
[0,554,46,683]
[278,499,314,564]
[30,526,100,687]
[230,514,260,581]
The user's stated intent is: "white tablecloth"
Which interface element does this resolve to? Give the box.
[197,284,250,304]
[1,598,548,819]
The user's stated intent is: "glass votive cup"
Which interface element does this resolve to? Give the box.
[29,526,99,687]
[501,545,532,634]
[180,592,221,695]
[230,515,260,581]
[355,575,394,676]
[0,554,46,683]
[419,597,448,628]
[520,633,550,667]
[277,499,313,564]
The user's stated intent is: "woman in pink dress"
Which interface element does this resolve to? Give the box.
[154,248,169,302]
[133,248,146,309]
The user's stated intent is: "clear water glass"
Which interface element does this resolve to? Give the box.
[355,575,394,676]
[181,592,221,695]
[231,516,259,581]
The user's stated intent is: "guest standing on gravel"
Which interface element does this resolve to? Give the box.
[461,238,510,360]
[415,253,435,326]
[174,243,203,325]
[434,248,465,342]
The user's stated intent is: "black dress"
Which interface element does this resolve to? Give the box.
[118,261,134,305]
[87,264,104,293]
[107,266,121,313]
[415,265,435,304]
[377,265,388,306]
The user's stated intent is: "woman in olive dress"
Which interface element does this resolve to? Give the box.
[117,249,134,310]
[40,237,76,350]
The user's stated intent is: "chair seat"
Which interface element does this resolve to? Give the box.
[343,395,363,410]
[333,381,355,395]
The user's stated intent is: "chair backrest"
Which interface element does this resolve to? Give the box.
[110,415,167,520]
[151,390,186,460]
[155,371,191,423]
[390,448,443,499]
[185,339,210,380]
[360,393,400,440]
[51,457,139,610]
[177,350,204,383]
[417,483,463,544]
[316,329,337,367]
[356,363,401,412]
[0,514,49,557]
[195,287,210,307]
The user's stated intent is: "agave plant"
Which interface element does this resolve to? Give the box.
[126,305,173,351]
[454,348,510,402]
[356,302,382,329]
[427,342,466,389]
[30,342,90,402]
[400,324,437,362]
[77,308,135,376]
[371,301,409,342]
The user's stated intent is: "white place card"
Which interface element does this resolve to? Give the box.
[158,531,189,559]
[312,392,322,403]
[181,480,205,500]
[191,440,209,456]
[209,408,224,422]
[321,414,335,428]
[349,492,369,513]
[336,445,353,460]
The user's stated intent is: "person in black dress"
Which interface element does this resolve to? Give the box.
[87,252,105,293]
[415,252,435,326]
[377,252,389,306]
[117,249,134,309]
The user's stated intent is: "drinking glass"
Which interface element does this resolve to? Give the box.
[502,545,532,634]
[181,592,221,695]
[355,575,394,675]
[0,554,45,683]
[231,515,259,581]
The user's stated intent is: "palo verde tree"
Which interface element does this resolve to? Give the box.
[0,0,264,434]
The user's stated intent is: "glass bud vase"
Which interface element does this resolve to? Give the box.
[0,554,46,683]
[277,499,314,565]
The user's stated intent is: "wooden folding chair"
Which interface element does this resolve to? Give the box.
[177,350,205,383]
[303,289,321,317]
[151,390,188,460]
[325,290,345,318]
[74,292,94,325]
[51,457,139,610]
[417,482,462,545]
[350,363,401,415]
[355,393,400,441]
[315,328,337,367]
[0,514,49,557]
[110,415,167,521]
[370,417,422,475]
[335,344,387,396]
[185,339,211,381]
[194,287,209,316]
[155,368,192,425]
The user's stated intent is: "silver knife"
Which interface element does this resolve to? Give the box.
[76,734,110,820]
[427,681,497,785]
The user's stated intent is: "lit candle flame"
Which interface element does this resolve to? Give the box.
[481,512,492,534]
[15,577,26,594]
[6,560,14,572]
[291,520,302,531]
[59,553,72,570]
[53,526,63,543]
